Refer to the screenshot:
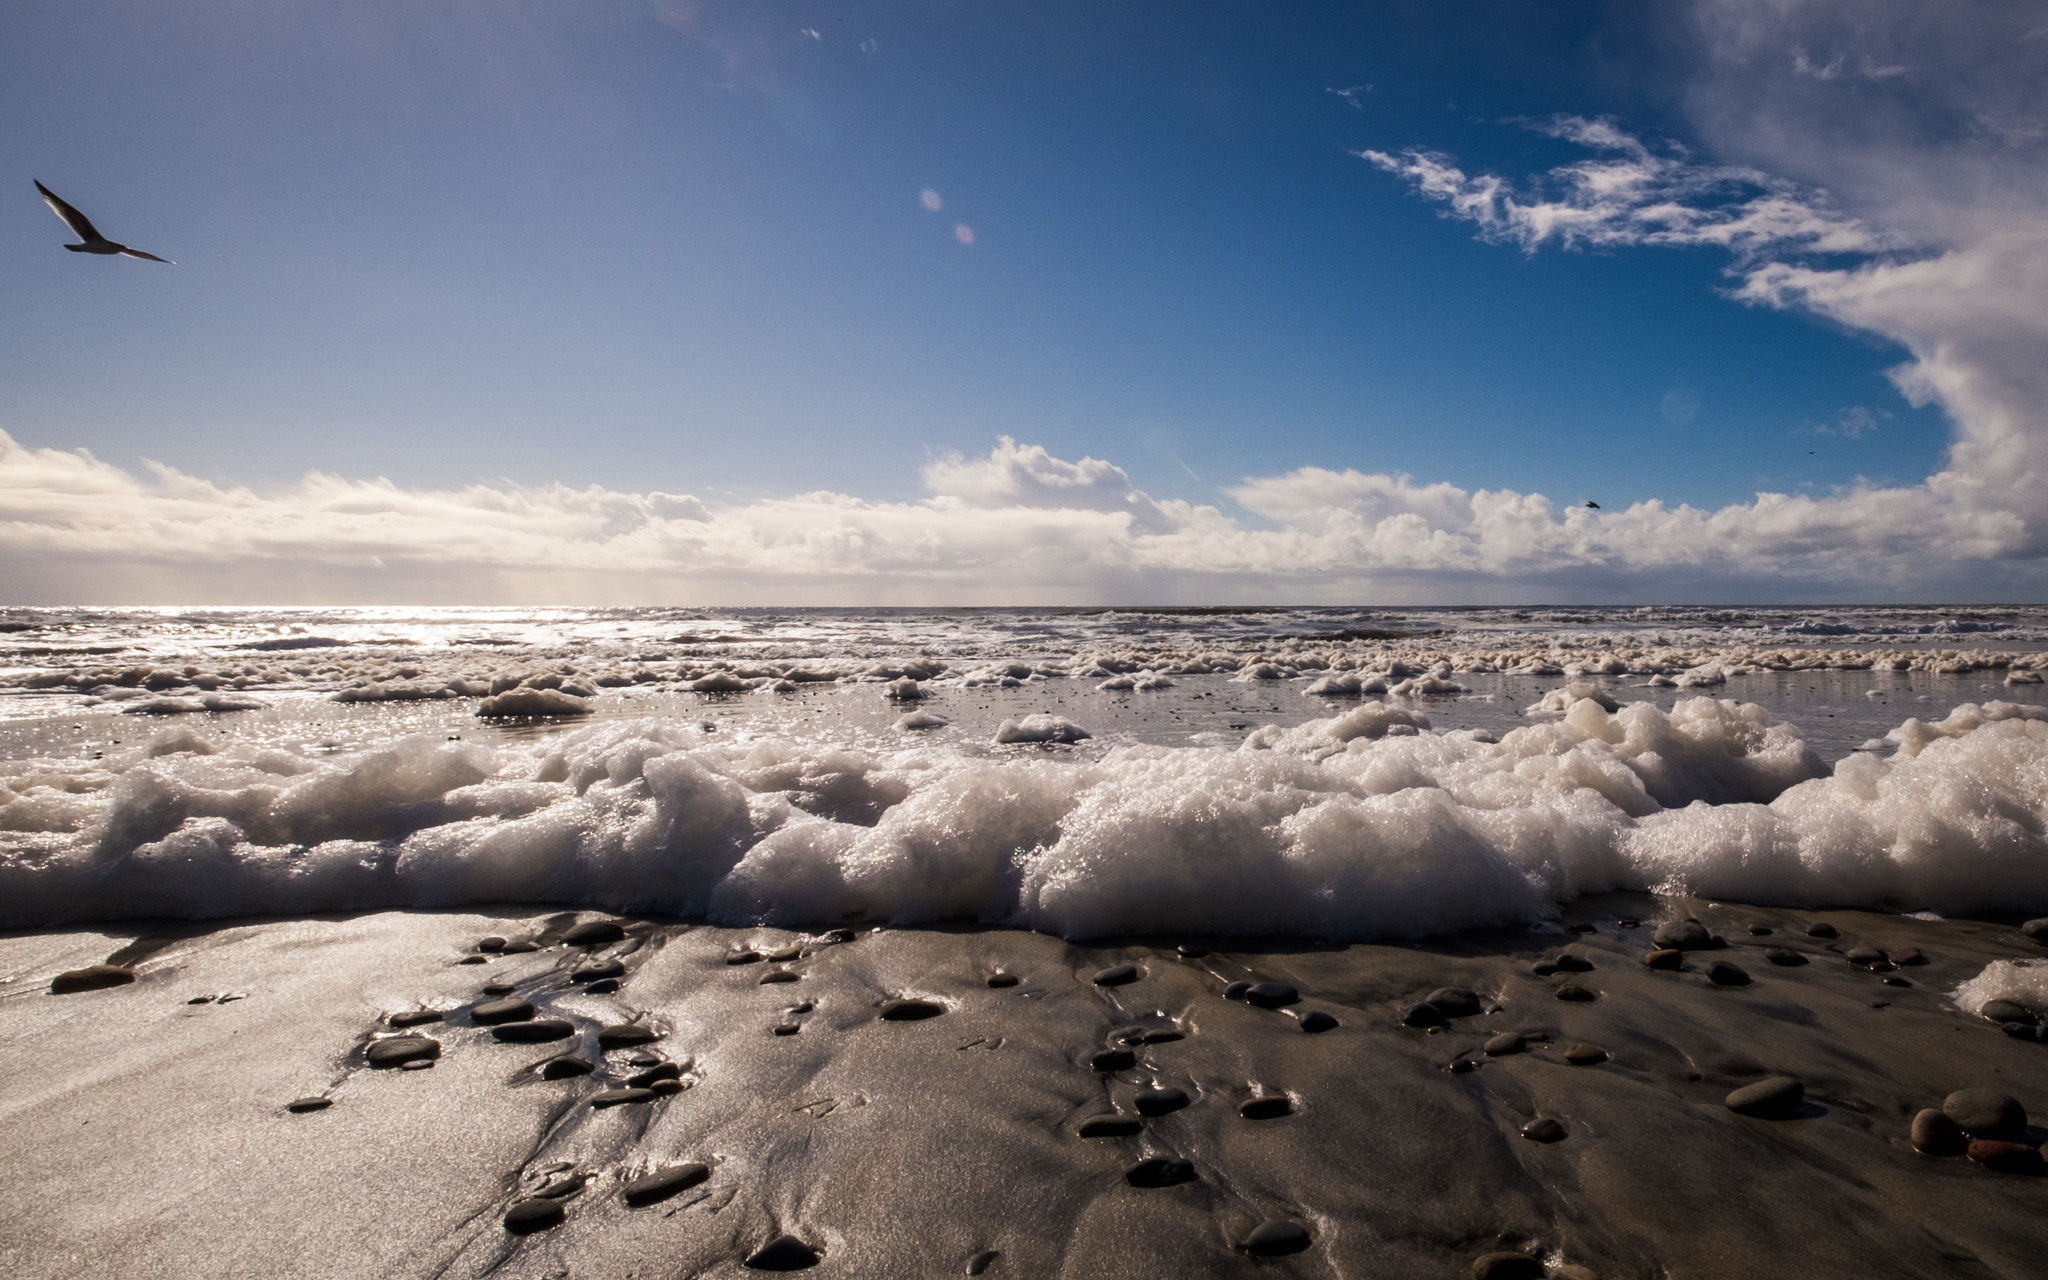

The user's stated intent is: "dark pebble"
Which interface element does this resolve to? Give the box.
[1967,1139,2045,1173]
[1805,922,1838,938]
[49,965,135,994]
[1425,988,1481,1017]
[628,1061,682,1087]
[1521,1117,1566,1143]
[1239,1095,1292,1119]
[1890,946,1926,965]
[540,1056,595,1079]
[1553,952,1594,972]
[1245,981,1299,1008]
[986,973,1018,988]
[1223,981,1252,1001]
[1563,1042,1607,1066]
[502,1198,564,1233]
[472,998,535,1025]
[481,981,516,996]
[2001,1022,2048,1043]
[1448,1058,1477,1075]
[823,928,856,943]
[879,998,946,1021]
[967,1249,1000,1275]
[649,1078,684,1096]
[1296,1010,1338,1033]
[1242,1221,1310,1257]
[1471,1253,1544,1280]
[1982,999,2037,1025]
[1944,1089,2026,1139]
[598,1023,660,1048]
[1401,1002,1445,1027]
[1555,984,1597,1002]
[477,936,506,952]
[1707,962,1751,987]
[2019,918,2048,943]
[457,955,488,965]
[1764,948,1808,966]
[760,969,800,984]
[1091,1048,1137,1072]
[1747,924,1773,936]
[1135,1087,1190,1117]
[366,1035,440,1066]
[591,1087,657,1108]
[1484,1032,1525,1056]
[772,1023,801,1036]
[1177,944,1209,958]
[571,959,625,983]
[186,995,214,1004]
[1643,949,1683,971]
[766,945,802,962]
[744,1233,820,1270]
[1912,1108,1967,1154]
[1093,964,1140,987]
[1845,946,1887,965]
[388,1010,444,1027]
[286,1097,332,1113]
[493,1019,575,1043]
[1725,1076,1804,1118]
[563,920,626,947]
[623,1162,709,1206]
[583,978,620,994]
[1125,1156,1195,1187]
[1530,962,1558,977]
[1078,1115,1143,1138]
[627,1050,663,1066]
[726,950,763,966]
[400,1058,434,1071]
[1651,920,1712,950]
[1882,976,1911,988]
[500,940,539,954]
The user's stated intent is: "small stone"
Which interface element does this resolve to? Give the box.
[1239,1095,1291,1119]
[286,1097,332,1113]
[2001,1022,2047,1042]
[823,928,856,943]
[1707,962,1751,987]
[563,920,626,947]
[388,1010,443,1027]
[1805,922,1839,938]
[591,1087,657,1108]
[1846,946,1887,965]
[400,1058,434,1071]
[1091,1048,1136,1072]
[1078,1115,1142,1138]
[1943,1089,2026,1139]
[598,1023,660,1048]
[766,945,802,962]
[1562,1042,1607,1066]
[1553,952,1594,972]
[1244,981,1299,1008]
[500,940,539,954]
[627,1050,663,1066]
[540,1056,595,1079]
[1882,976,1911,988]
[1981,999,2037,1025]
[1763,949,1807,966]
[1651,921,1713,950]
[492,1019,575,1043]
[1448,1058,1477,1075]
[967,1249,1000,1275]
[1125,1156,1194,1187]
[502,1197,564,1233]
[481,981,516,996]
[744,1233,819,1270]
[648,1078,684,1096]
[1401,1002,1445,1027]
[1911,1108,1966,1155]
[986,973,1018,988]
[1241,1220,1309,1257]
[1555,984,1597,1002]
[1177,943,1209,958]
[1530,962,1558,977]
[186,995,214,1004]
[1890,946,1926,965]
[366,1035,440,1067]
[1425,988,1481,1017]
[1484,1032,1525,1056]
[1746,924,1773,936]
[571,958,625,983]
[1093,964,1140,986]
[1135,1087,1189,1117]
[1966,1139,2045,1173]
[1643,949,1683,971]
[1223,981,1252,1001]
[1725,1076,1804,1118]
[2020,918,2048,943]
[583,977,620,994]
[1295,1010,1338,1033]
[726,950,763,965]
[760,969,800,984]
[879,998,945,1021]
[623,1162,709,1206]
[477,936,506,952]
[1471,1253,1544,1280]
[472,998,536,1025]
[49,965,135,995]
[628,1061,683,1087]
[457,955,488,965]
[1521,1117,1566,1143]
[772,1023,801,1036]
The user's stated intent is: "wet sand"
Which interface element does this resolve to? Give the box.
[3,897,2046,1279]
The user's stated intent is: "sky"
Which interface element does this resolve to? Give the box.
[2,0,2045,605]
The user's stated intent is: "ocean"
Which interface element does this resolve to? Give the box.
[3,603,2046,935]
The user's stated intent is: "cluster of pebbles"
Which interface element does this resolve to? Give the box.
[23,899,2048,1278]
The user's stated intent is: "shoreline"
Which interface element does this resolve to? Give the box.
[4,896,2046,1278]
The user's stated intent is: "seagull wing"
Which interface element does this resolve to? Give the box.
[118,247,174,264]
[35,181,106,243]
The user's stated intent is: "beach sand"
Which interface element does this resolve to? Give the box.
[3,899,2045,1279]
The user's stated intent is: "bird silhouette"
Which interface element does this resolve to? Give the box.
[35,181,174,263]
[1583,501,1600,509]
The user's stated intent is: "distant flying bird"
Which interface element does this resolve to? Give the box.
[1583,501,1600,509]
[34,181,174,263]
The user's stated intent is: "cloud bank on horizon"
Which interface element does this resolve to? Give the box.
[4,0,2045,605]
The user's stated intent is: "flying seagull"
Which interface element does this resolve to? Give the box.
[34,181,174,263]
[1583,501,1600,509]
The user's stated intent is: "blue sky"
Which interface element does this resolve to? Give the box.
[1,1,2043,603]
